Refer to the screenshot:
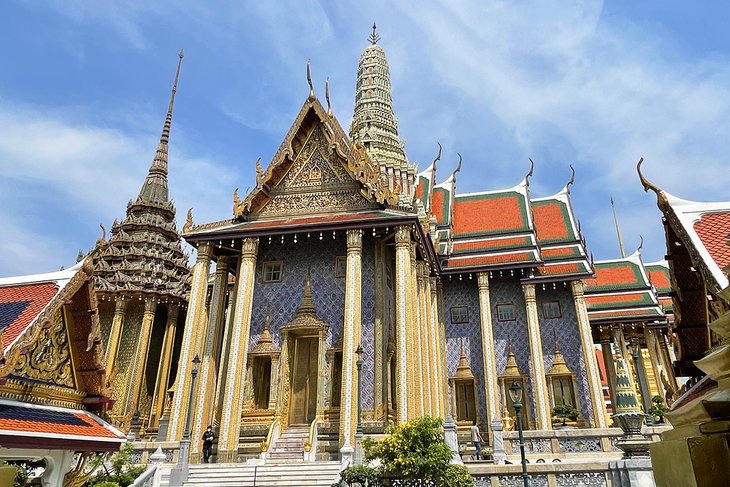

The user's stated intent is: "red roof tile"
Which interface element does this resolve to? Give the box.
[0,283,59,350]
[538,262,585,276]
[446,252,535,268]
[646,267,671,293]
[541,247,581,259]
[588,308,663,320]
[586,292,654,308]
[452,236,532,254]
[693,212,730,277]
[453,193,528,236]
[584,261,644,291]
[532,200,573,242]
[431,189,448,226]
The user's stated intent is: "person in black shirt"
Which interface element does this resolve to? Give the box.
[202,425,214,463]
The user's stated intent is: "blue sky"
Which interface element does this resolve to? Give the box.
[2,0,729,276]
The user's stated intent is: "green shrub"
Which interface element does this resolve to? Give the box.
[91,482,121,487]
[439,463,473,487]
[340,464,380,485]
[89,443,146,487]
[363,416,452,481]
[552,404,579,425]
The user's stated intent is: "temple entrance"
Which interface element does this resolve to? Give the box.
[289,335,319,425]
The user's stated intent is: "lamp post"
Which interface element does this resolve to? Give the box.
[509,381,529,487]
[354,344,364,464]
[628,338,653,426]
[170,354,201,486]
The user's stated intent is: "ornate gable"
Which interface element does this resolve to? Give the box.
[233,97,401,221]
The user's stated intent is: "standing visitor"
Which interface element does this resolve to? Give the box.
[202,425,215,463]
[470,420,484,460]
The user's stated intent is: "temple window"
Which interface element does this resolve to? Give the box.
[450,306,469,324]
[499,341,533,429]
[546,336,581,423]
[262,261,283,283]
[252,356,272,409]
[497,304,516,321]
[542,301,562,319]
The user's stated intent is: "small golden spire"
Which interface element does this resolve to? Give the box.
[307,59,315,101]
[296,274,317,316]
[369,22,381,45]
[161,50,184,144]
[611,195,626,258]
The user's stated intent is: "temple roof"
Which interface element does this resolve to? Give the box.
[93,52,190,303]
[0,399,125,451]
[645,260,674,317]
[583,251,664,324]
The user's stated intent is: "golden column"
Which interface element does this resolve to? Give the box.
[105,298,128,378]
[599,331,619,413]
[416,262,432,416]
[476,272,500,423]
[214,267,239,426]
[373,241,387,419]
[190,256,230,463]
[127,298,157,420]
[218,238,259,463]
[409,243,424,417]
[167,242,213,440]
[522,283,552,430]
[150,304,179,429]
[570,280,608,427]
[428,277,443,418]
[436,278,449,419]
[394,226,412,423]
[339,229,363,455]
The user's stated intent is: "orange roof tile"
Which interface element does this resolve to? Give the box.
[586,292,654,308]
[453,193,528,236]
[584,261,644,291]
[0,283,59,349]
[538,263,585,276]
[431,189,448,225]
[452,236,532,254]
[588,308,663,320]
[693,212,730,278]
[647,267,671,293]
[532,200,573,242]
[541,247,581,259]
[446,252,536,268]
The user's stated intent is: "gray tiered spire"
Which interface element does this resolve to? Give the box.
[349,24,417,199]
[93,51,190,303]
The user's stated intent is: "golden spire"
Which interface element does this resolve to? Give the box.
[501,339,523,378]
[611,195,626,258]
[260,312,273,343]
[453,340,475,379]
[369,22,380,45]
[296,274,317,316]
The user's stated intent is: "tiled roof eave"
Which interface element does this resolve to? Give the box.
[440,259,541,275]
[522,271,594,284]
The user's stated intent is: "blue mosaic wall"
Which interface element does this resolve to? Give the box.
[535,285,592,421]
[248,234,376,409]
[441,275,488,426]
[489,277,534,422]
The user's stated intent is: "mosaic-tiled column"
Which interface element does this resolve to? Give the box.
[429,277,443,418]
[394,225,412,423]
[416,262,432,416]
[522,283,552,430]
[477,272,500,423]
[436,278,449,419]
[340,229,363,455]
[150,304,179,428]
[218,238,259,462]
[600,331,618,412]
[409,243,424,418]
[275,331,290,422]
[127,298,157,421]
[105,298,128,379]
[168,242,213,441]
[191,257,230,463]
[655,328,678,395]
[373,240,386,418]
[570,280,608,427]
[214,266,239,426]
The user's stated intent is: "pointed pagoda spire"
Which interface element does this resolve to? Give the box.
[138,50,184,204]
[350,25,415,195]
[295,274,317,317]
[454,340,475,379]
[614,358,641,414]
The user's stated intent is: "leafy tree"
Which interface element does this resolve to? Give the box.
[552,405,580,426]
[89,443,146,487]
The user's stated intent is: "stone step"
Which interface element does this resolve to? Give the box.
[181,462,341,487]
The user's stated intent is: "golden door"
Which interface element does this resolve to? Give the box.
[289,336,318,425]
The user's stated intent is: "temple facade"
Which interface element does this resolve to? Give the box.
[163,32,608,463]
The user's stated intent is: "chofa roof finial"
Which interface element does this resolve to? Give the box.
[565,164,576,193]
[325,77,332,116]
[369,22,381,45]
[526,157,535,184]
[637,157,668,209]
[307,59,315,101]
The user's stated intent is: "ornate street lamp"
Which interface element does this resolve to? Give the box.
[354,344,364,464]
[508,380,529,487]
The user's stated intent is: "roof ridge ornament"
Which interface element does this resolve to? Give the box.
[637,235,644,254]
[526,157,535,185]
[637,157,669,209]
[369,22,380,45]
[564,164,576,193]
[307,59,315,101]
[325,77,332,116]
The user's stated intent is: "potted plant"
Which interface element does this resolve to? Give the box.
[552,404,580,427]
[648,395,669,424]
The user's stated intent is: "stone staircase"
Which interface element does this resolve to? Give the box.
[268,425,309,461]
[181,461,341,487]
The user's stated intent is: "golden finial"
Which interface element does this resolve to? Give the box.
[455,152,463,174]
[565,164,576,193]
[160,49,184,144]
[369,22,381,45]
[637,157,668,209]
[95,224,107,249]
[637,235,644,254]
[183,208,194,233]
[432,142,442,171]
[610,195,626,258]
[553,330,560,353]
[526,157,535,183]
[255,158,265,186]
[325,77,332,116]
[307,59,315,101]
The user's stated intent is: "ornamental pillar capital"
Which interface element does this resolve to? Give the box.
[113,297,128,314]
[144,298,157,314]
[346,229,363,252]
[522,283,536,302]
[394,225,411,247]
[216,256,231,273]
[570,280,585,297]
[409,242,417,262]
[477,272,490,290]
[430,277,438,295]
[167,303,180,322]
[197,241,214,261]
[241,238,259,260]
